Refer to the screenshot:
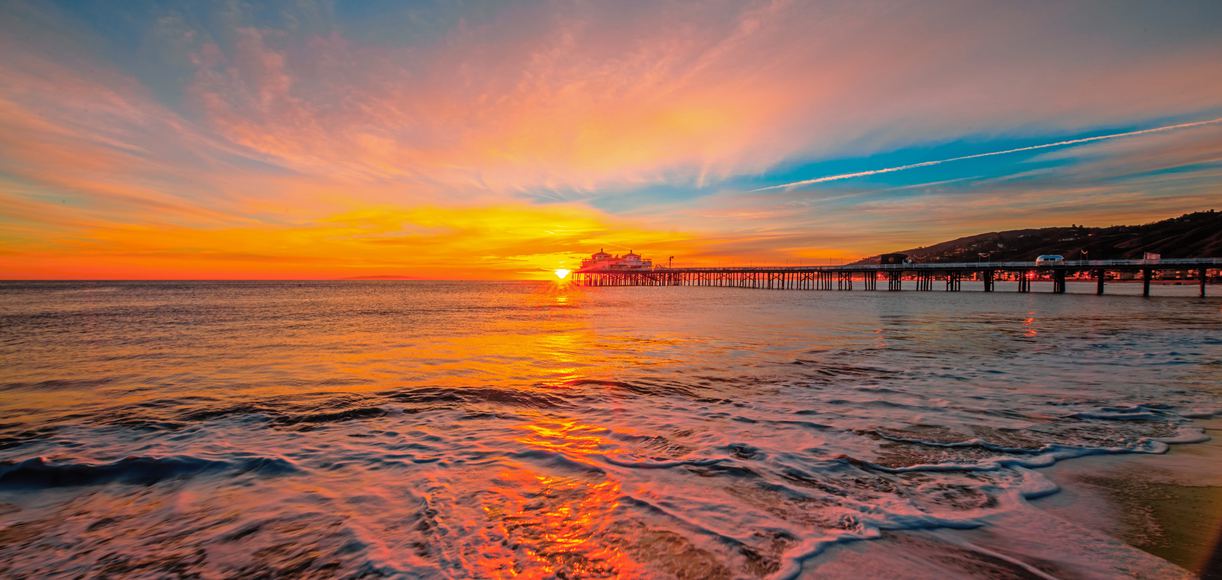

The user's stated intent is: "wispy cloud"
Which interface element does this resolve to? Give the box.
[754,117,1222,191]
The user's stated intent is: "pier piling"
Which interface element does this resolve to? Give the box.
[1053,270,1066,294]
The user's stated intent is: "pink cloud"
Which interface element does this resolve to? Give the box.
[160,1,1222,198]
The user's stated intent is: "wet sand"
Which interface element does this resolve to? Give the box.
[804,420,1222,579]
[1032,418,1222,578]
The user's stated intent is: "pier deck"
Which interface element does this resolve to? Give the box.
[574,258,1222,297]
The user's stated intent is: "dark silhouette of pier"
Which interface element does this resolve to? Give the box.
[575,259,1222,297]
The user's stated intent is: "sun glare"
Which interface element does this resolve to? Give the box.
[554,268,571,280]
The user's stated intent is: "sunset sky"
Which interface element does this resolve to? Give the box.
[2,0,1220,279]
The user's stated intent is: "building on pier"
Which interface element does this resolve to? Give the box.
[580,249,654,271]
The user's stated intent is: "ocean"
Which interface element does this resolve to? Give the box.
[1,281,1219,578]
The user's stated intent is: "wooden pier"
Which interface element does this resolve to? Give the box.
[574,258,1222,297]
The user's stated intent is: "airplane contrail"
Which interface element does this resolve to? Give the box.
[753,117,1222,192]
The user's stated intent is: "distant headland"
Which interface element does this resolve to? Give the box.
[853,210,1220,264]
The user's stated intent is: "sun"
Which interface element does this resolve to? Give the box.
[554,268,571,280]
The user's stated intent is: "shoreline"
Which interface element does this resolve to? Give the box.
[1031,417,1222,577]
[802,418,1222,578]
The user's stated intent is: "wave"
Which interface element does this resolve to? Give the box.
[861,428,1207,475]
[66,386,575,436]
[553,378,702,399]
[0,455,297,489]
[270,406,390,428]
[603,455,727,470]
[774,469,1062,580]
[0,378,115,392]
[1068,404,1174,421]
[874,431,1051,455]
[384,386,569,409]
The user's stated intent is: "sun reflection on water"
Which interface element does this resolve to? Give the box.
[1024,311,1038,337]
[478,468,637,578]
[516,417,615,457]
[469,414,641,577]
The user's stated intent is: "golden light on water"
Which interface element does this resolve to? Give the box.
[554,268,572,280]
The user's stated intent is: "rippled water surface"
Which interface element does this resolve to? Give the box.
[1,281,1219,578]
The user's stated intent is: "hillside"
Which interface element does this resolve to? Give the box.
[855,210,1222,264]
